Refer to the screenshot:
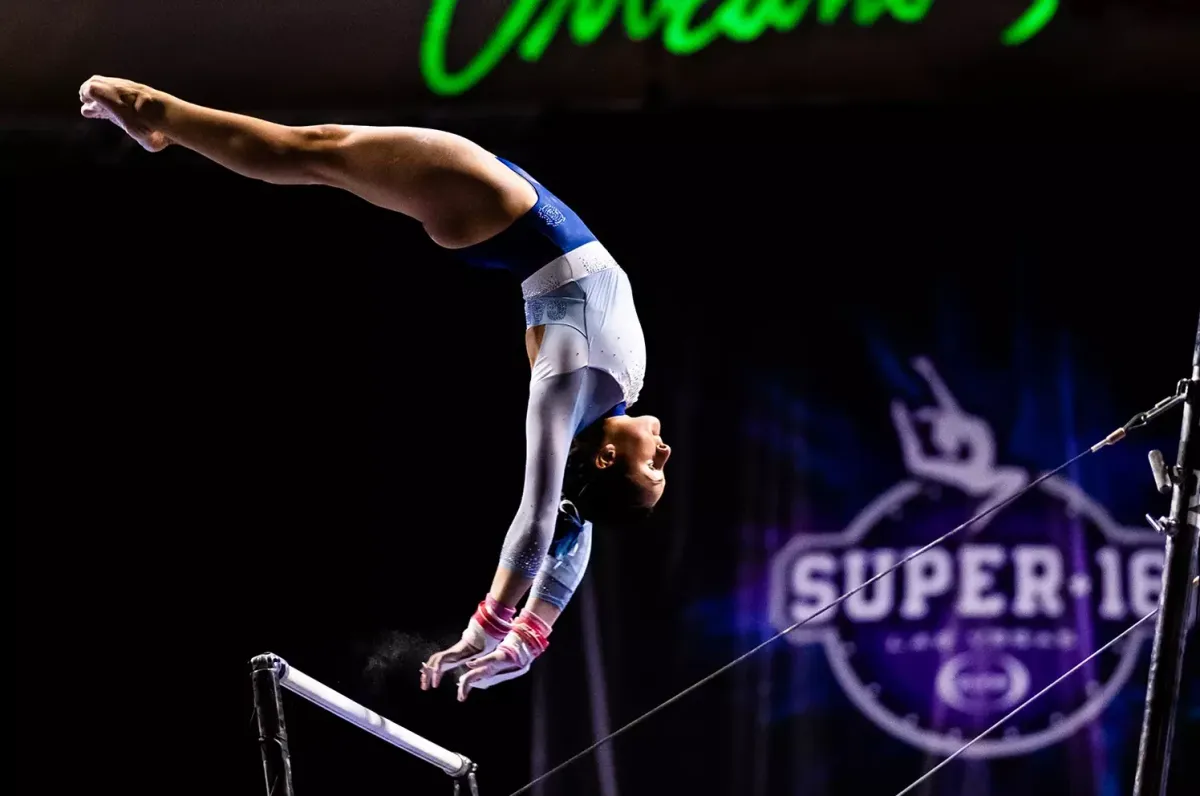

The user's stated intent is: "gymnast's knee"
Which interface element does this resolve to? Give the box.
[422,179,535,249]
[423,208,520,250]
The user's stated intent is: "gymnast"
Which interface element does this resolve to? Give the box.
[79,76,672,701]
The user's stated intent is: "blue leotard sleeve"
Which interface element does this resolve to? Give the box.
[529,502,593,610]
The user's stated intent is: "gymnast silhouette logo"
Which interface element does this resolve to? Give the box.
[889,358,1027,533]
[767,357,1164,758]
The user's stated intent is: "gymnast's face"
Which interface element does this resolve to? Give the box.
[598,414,671,507]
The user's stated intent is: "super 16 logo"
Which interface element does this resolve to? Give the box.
[767,358,1163,757]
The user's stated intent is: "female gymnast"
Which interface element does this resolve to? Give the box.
[79,75,672,701]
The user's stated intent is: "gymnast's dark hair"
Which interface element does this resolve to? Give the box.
[562,417,655,528]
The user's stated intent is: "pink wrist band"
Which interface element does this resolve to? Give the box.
[500,610,553,665]
[516,609,552,640]
[472,597,516,641]
[486,595,517,622]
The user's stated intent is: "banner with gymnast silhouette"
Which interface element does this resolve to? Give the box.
[680,338,1191,795]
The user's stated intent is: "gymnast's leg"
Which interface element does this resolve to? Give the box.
[77,75,536,248]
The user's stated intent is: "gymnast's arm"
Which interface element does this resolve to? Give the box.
[451,513,592,699]
[420,331,589,692]
[477,508,591,647]
[487,367,587,616]
[451,477,594,699]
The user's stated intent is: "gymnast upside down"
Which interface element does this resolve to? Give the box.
[79,76,672,701]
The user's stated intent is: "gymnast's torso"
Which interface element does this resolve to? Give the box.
[457,157,646,429]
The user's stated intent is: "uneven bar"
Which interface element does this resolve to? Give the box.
[250,652,473,779]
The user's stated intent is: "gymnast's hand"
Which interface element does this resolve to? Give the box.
[456,650,529,701]
[421,596,516,691]
[457,609,553,702]
[420,638,486,691]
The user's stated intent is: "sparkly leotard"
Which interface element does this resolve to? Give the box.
[454,158,647,609]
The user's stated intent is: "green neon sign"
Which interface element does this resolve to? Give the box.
[421,0,1058,96]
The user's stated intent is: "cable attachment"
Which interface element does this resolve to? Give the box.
[1090,381,1191,453]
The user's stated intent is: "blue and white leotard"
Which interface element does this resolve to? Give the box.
[455,158,647,610]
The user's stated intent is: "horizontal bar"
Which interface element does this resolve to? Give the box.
[259,654,471,777]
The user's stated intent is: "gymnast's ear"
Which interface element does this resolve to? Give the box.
[594,443,617,469]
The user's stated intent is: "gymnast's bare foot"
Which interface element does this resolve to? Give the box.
[79,76,172,152]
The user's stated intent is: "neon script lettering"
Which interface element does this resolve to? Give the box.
[420,0,1059,96]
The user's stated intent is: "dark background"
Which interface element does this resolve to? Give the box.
[9,2,1200,796]
[5,0,1200,115]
